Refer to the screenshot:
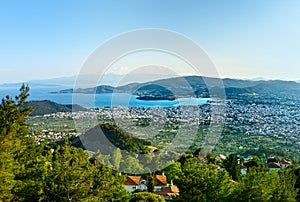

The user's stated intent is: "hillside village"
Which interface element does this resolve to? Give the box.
[120,154,297,200]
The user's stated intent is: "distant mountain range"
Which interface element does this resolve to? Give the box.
[2,75,299,101]
[56,76,300,100]
[0,73,180,88]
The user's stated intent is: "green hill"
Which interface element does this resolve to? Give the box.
[27,100,88,116]
[74,123,151,154]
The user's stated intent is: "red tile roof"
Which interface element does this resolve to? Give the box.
[124,176,141,186]
[215,156,221,162]
[280,159,292,165]
[154,175,167,186]
[170,186,180,193]
[198,157,206,163]
[155,186,179,197]
[268,162,281,168]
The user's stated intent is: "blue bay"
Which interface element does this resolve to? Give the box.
[0,86,209,108]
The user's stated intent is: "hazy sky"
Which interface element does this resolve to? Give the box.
[0,0,299,83]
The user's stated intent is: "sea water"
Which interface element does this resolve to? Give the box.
[0,86,209,108]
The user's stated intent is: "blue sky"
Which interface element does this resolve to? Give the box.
[0,0,299,83]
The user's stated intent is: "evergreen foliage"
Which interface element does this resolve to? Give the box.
[99,122,151,153]
[147,174,154,193]
[0,85,128,201]
[128,192,165,202]
[223,153,241,181]
[174,158,235,201]
[169,156,298,202]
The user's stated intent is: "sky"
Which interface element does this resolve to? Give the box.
[0,0,299,83]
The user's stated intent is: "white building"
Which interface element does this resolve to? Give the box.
[124,176,147,193]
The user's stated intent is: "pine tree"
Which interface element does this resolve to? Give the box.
[0,84,32,136]
[174,158,235,201]
[232,167,298,202]
[120,155,144,174]
[223,153,240,181]
[147,173,155,193]
[112,148,122,171]
[0,84,32,201]
[163,161,182,183]
[0,85,129,201]
[0,130,17,201]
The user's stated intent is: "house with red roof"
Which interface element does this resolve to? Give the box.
[153,173,179,199]
[154,173,167,191]
[124,176,147,193]
[155,184,180,199]
[279,159,292,169]
[124,173,180,200]
[268,162,281,172]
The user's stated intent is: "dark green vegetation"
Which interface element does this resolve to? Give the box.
[26,100,88,116]
[128,192,165,202]
[76,123,151,154]
[0,86,128,201]
[165,155,299,202]
[134,84,176,100]
[57,75,300,99]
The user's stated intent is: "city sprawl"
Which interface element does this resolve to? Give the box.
[28,96,300,162]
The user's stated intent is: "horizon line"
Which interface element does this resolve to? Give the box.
[0,74,299,86]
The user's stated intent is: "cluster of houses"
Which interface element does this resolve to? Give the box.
[199,155,293,174]
[122,157,294,200]
[267,159,292,172]
[124,173,179,200]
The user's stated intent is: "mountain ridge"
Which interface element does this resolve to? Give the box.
[55,75,300,100]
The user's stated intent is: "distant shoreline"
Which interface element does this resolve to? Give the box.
[136,95,176,101]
